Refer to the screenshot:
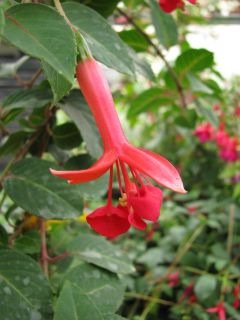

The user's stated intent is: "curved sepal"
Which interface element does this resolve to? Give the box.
[120,144,186,194]
[50,150,117,183]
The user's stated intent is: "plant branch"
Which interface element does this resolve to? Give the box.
[227,204,235,256]
[53,0,77,32]
[39,218,49,277]
[117,8,187,109]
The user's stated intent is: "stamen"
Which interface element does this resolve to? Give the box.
[119,160,131,192]
[118,193,128,207]
[107,166,113,205]
[116,160,123,195]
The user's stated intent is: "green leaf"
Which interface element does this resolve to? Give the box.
[176,49,214,79]
[225,302,240,320]
[2,82,53,112]
[4,4,76,83]
[0,9,5,37]
[3,158,84,219]
[42,61,72,102]
[68,234,135,274]
[128,48,155,81]
[13,231,40,254]
[187,74,213,94]
[194,275,217,302]
[54,263,125,320]
[128,87,173,118]
[150,0,178,48]
[0,131,28,156]
[63,2,134,76]
[61,90,103,159]
[119,29,149,52]
[0,249,52,319]
[53,122,83,150]
[77,0,120,17]
[195,98,219,127]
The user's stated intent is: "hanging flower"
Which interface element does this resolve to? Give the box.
[51,58,186,237]
[207,302,226,320]
[233,284,240,310]
[167,272,180,287]
[159,0,197,13]
[194,122,215,143]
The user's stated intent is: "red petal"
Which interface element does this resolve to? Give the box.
[128,211,147,230]
[86,205,130,238]
[120,145,186,194]
[129,186,162,222]
[50,150,117,183]
[159,0,184,13]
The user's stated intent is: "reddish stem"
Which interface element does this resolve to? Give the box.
[39,218,49,277]
[76,59,128,151]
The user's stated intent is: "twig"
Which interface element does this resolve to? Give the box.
[53,0,77,32]
[117,8,187,109]
[125,292,174,306]
[25,68,42,88]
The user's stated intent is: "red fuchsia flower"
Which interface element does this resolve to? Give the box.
[219,136,238,162]
[188,294,197,304]
[187,206,197,214]
[216,123,229,148]
[193,122,215,143]
[159,0,197,13]
[207,302,226,320]
[233,284,240,309]
[178,282,194,303]
[167,272,180,287]
[50,58,186,238]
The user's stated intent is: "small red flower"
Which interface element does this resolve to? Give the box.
[159,0,197,13]
[178,282,194,303]
[194,122,215,143]
[167,272,180,287]
[233,284,240,310]
[51,58,186,238]
[207,302,226,320]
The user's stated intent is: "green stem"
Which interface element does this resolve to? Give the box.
[227,204,235,256]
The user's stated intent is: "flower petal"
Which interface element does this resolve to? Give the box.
[128,211,147,230]
[129,186,162,222]
[120,144,186,194]
[86,205,130,238]
[50,150,117,183]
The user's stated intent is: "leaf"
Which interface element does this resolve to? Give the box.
[63,2,134,76]
[54,263,125,320]
[0,9,5,37]
[225,302,240,320]
[3,4,76,83]
[176,49,214,79]
[0,131,28,156]
[0,249,52,319]
[128,48,155,81]
[2,82,53,112]
[61,90,103,159]
[187,74,213,94]
[137,248,166,268]
[3,158,84,219]
[53,122,83,150]
[42,61,72,102]
[127,87,173,118]
[68,234,135,274]
[194,275,217,302]
[195,98,219,127]
[119,29,149,52]
[78,0,121,17]
[150,0,178,48]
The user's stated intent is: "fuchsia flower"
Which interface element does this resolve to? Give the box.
[51,58,186,238]
[219,136,238,162]
[194,122,215,143]
[233,284,240,309]
[207,302,226,320]
[159,0,197,13]
[167,272,180,287]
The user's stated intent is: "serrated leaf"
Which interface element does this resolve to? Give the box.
[54,263,125,320]
[3,158,84,219]
[194,275,217,302]
[53,122,82,150]
[2,81,53,112]
[176,48,214,80]
[128,87,173,118]
[150,0,178,48]
[63,2,134,76]
[42,61,72,102]
[61,90,103,159]
[3,4,76,83]
[0,249,52,319]
[68,234,135,274]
